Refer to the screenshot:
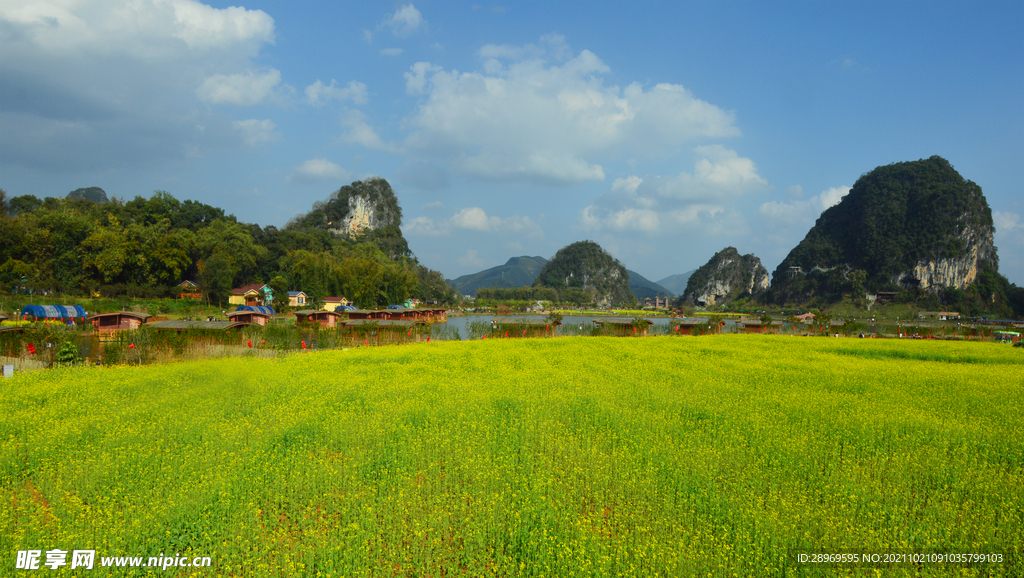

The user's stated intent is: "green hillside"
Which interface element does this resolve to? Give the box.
[448,256,547,297]
[626,269,674,301]
[534,241,635,307]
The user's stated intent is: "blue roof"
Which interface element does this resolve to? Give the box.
[21,305,87,318]
[235,305,275,315]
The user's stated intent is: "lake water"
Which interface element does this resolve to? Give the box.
[430,314,747,340]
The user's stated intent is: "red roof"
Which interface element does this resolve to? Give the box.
[231,283,268,295]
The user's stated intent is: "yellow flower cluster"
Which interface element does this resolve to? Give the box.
[0,335,1021,576]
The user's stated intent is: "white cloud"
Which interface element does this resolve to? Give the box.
[339,109,389,150]
[404,62,443,94]
[405,207,543,237]
[993,211,1024,285]
[289,158,351,183]
[404,216,443,236]
[197,68,285,105]
[451,207,491,231]
[0,0,278,171]
[0,0,275,55]
[398,35,739,185]
[380,48,404,56]
[304,80,368,106]
[993,210,1020,233]
[384,4,424,36]
[758,186,850,224]
[580,147,765,234]
[457,250,488,268]
[233,118,277,147]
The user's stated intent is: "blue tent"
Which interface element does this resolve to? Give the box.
[334,305,357,312]
[235,305,275,315]
[21,305,87,319]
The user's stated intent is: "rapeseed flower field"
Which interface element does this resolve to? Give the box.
[1,335,1021,576]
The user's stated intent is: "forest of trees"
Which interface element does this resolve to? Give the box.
[0,182,458,309]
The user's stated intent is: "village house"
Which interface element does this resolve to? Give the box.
[918,311,961,321]
[294,309,345,327]
[229,283,270,307]
[176,280,202,300]
[322,297,351,311]
[287,291,308,307]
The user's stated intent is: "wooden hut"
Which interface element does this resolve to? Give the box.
[0,314,7,325]
[346,309,390,321]
[87,311,152,335]
[294,309,344,327]
[490,317,557,337]
[593,317,654,336]
[228,305,274,326]
[149,320,250,332]
[671,317,712,334]
[344,319,426,329]
[421,308,448,322]
[738,318,783,333]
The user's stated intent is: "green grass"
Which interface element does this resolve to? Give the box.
[1,336,1022,576]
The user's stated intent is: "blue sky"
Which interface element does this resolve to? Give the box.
[2,1,1022,285]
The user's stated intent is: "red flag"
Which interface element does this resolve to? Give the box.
[633,327,636,333]
[26,343,35,355]
[247,340,252,348]
[505,331,508,338]
[427,337,430,343]
[301,340,306,349]
[523,329,526,336]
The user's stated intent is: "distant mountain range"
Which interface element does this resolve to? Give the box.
[447,256,548,297]
[626,270,675,301]
[448,254,682,302]
[656,271,696,296]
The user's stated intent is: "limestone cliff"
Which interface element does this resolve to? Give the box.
[287,177,410,258]
[680,247,769,306]
[769,156,998,303]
